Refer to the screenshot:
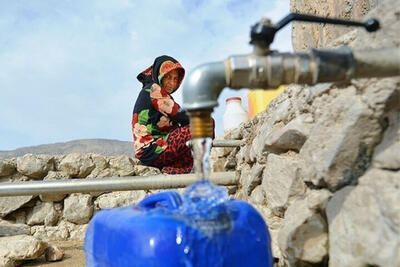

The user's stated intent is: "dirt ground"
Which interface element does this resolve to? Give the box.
[22,240,86,267]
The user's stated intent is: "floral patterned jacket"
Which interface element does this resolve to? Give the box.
[132,55,189,165]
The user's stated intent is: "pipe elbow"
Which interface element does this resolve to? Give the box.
[182,61,227,111]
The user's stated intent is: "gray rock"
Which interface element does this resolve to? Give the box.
[0,219,30,237]
[16,154,54,179]
[300,94,381,190]
[109,156,135,176]
[43,171,70,180]
[278,190,332,266]
[265,115,313,151]
[373,110,400,170]
[31,223,69,241]
[133,165,161,176]
[226,185,238,195]
[327,168,400,266]
[52,154,66,169]
[241,163,264,196]
[68,223,88,240]
[210,140,236,172]
[26,201,58,226]
[94,190,146,210]
[0,235,47,266]
[249,115,276,161]
[30,220,86,241]
[210,156,228,172]
[234,146,247,168]
[7,172,30,182]
[248,163,265,195]
[271,98,292,123]
[45,245,64,262]
[7,210,26,224]
[90,168,113,178]
[358,78,400,118]
[249,185,265,205]
[0,196,34,218]
[63,194,93,224]
[224,149,237,170]
[227,126,243,140]
[232,183,249,202]
[0,159,16,177]
[262,154,306,217]
[87,154,109,178]
[39,171,70,202]
[308,83,334,98]
[237,164,252,195]
[0,256,14,267]
[58,153,95,178]
[253,204,284,261]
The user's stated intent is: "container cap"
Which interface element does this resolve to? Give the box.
[226,97,242,102]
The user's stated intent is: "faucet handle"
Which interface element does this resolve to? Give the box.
[250,13,380,53]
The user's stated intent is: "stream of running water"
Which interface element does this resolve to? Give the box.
[192,137,213,180]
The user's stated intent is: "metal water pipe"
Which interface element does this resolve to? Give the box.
[182,13,400,138]
[0,172,237,197]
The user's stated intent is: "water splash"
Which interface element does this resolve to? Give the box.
[179,180,231,237]
[192,137,212,180]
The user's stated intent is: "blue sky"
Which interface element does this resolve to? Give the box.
[0,0,292,151]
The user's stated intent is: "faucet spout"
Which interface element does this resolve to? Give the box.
[182,61,227,139]
[182,61,227,111]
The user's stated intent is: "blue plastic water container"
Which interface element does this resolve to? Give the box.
[85,181,273,267]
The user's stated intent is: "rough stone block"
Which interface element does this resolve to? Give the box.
[327,169,400,266]
[0,159,16,177]
[373,110,400,170]
[16,154,54,179]
[262,154,306,217]
[278,190,331,266]
[94,190,146,210]
[265,115,313,152]
[45,245,64,262]
[26,201,58,226]
[0,219,30,237]
[300,94,381,190]
[0,196,34,218]
[63,194,93,224]
[0,235,47,266]
[109,155,136,176]
[58,153,95,178]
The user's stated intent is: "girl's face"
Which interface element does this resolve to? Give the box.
[161,69,180,94]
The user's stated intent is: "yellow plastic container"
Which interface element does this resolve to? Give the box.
[247,86,286,118]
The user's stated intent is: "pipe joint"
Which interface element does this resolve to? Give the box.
[225,54,269,89]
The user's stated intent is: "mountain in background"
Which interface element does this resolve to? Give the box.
[0,139,134,159]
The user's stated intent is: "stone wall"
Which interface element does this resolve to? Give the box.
[212,0,399,266]
[0,153,163,266]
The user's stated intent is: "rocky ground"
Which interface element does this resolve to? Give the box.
[21,241,84,267]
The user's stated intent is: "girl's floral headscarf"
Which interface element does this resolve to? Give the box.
[136,55,185,94]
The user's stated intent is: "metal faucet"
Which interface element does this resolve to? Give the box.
[182,13,400,138]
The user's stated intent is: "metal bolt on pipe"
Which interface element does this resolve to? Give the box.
[0,172,238,197]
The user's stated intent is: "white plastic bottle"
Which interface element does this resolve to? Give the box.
[223,97,249,132]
